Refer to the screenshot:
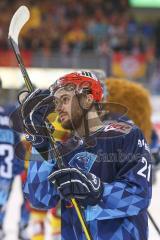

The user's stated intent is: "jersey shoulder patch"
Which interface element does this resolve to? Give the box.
[104,120,133,134]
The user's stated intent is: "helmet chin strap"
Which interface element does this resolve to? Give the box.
[75,91,93,143]
[83,108,90,140]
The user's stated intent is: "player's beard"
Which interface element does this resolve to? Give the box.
[61,113,83,130]
[61,96,84,131]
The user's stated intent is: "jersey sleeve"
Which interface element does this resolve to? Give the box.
[13,132,25,175]
[24,147,60,209]
[85,127,152,221]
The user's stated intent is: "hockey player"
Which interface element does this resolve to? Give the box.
[0,79,24,238]
[20,71,152,240]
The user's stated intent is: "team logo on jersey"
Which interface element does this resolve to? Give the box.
[104,121,132,134]
[69,151,97,173]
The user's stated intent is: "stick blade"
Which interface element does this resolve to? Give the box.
[8,5,30,45]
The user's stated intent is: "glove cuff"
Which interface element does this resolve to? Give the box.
[25,133,49,151]
[87,181,103,206]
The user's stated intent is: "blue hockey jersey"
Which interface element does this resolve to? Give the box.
[24,120,152,240]
[0,105,24,205]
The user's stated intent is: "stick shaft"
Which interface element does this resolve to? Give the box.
[148,211,160,235]
[71,198,92,240]
[9,37,33,92]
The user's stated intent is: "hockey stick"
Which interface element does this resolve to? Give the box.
[148,211,160,236]
[8,6,93,240]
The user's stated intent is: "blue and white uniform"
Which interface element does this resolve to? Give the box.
[24,119,152,240]
[0,105,24,224]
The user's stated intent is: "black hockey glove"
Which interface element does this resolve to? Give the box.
[19,88,55,149]
[48,168,103,206]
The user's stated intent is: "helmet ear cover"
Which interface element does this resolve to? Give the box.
[75,92,94,112]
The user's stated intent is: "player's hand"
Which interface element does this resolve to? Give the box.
[19,88,54,136]
[48,167,103,206]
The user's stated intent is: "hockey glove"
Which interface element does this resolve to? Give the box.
[48,167,103,206]
[19,88,55,149]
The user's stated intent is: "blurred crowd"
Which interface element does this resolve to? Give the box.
[0,0,158,55]
[0,0,160,93]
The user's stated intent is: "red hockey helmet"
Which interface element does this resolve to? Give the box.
[50,71,103,102]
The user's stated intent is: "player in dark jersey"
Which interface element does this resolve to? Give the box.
[19,71,152,240]
[0,79,24,238]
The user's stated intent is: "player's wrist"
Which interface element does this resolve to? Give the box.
[25,132,49,150]
[83,174,104,206]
